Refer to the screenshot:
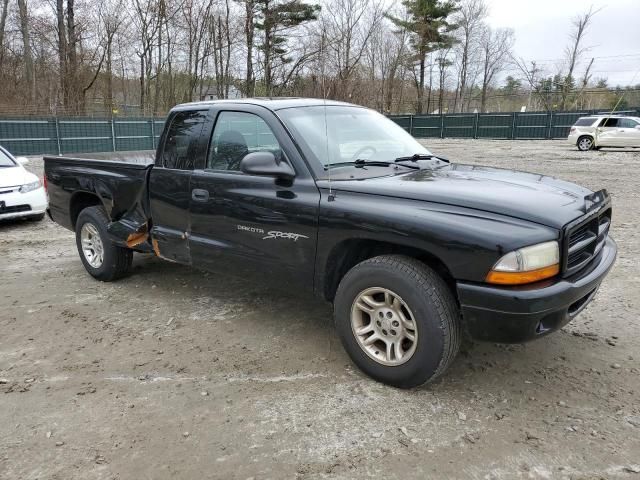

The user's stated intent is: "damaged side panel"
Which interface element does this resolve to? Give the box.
[146,167,193,264]
[103,165,154,252]
[44,156,155,253]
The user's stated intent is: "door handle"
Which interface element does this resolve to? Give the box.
[191,188,210,202]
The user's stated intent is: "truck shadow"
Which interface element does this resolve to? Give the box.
[126,253,601,391]
[0,217,42,228]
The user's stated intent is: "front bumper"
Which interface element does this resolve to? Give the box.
[0,186,47,220]
[457,236,617,343]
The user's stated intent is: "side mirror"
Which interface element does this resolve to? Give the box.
[240,151,295,180]
[635,125,640,130]
[16,156,29,166]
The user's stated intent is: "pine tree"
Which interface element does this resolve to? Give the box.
[254,0,320,96]
[387,0,458,114]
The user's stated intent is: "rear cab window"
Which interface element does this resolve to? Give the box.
[573,117,597,127]
[160,110,208,169]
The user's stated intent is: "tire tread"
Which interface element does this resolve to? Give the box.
[336,254,461,386]
[76,206,132,281]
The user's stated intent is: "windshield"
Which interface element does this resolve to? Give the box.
[277,106,431,173]
[0,149,16,167]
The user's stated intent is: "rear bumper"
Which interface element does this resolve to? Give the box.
[457,236,617,343]
[567,133,579,145]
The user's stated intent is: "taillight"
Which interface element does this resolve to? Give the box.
[43,175,47,191]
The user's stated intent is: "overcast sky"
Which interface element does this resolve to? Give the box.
[485,0,640,86]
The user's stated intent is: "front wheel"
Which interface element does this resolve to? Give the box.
[577,136,594,151]
[75,206,132,281]
[334,255,461,388]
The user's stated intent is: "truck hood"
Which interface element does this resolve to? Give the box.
[0,165,36,188]
[327,164,593,229]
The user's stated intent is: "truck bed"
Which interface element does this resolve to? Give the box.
[60,150,156,165]
[44,152,155,249]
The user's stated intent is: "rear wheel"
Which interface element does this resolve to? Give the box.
[75,206,132,281]
[334,255,461,388]
[577,136,594,151]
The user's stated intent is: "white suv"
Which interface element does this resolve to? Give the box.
[568,115,640,151]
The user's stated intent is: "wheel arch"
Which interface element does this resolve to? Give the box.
[322,238,456,303]
[69,191,102,229]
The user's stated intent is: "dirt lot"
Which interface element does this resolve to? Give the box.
[1,140,639,479]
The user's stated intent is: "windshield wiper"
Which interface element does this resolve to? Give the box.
[326,159,419,170]
[353,159,419,169]
[394,153,450,164]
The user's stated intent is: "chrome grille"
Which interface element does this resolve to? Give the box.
[564,208,611,277]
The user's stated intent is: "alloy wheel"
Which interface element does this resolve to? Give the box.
[80,222,104,268]
[350,287,418,366]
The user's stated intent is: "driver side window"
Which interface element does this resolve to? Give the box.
[619,118,638,129]
[207,111,283,171]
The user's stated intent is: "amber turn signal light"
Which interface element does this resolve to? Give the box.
[486,264,560,285]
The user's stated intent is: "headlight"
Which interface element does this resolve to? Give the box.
[486,241,560,285]
[19,180,40,193]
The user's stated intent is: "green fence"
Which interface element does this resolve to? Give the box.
[0,117,165,156]
[390,108,640,140]
[1,108,639,156]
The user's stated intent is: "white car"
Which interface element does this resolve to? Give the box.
[0,146,47,221]
[568,115,640,151]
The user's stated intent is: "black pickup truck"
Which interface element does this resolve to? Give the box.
[44,98,617,388]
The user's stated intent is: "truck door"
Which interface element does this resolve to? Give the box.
[188,106,320,289]
[149,109,208,264]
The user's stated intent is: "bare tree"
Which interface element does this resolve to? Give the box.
[323,0,385,101]
[453,0,487,112]
[240,0,256,96]
[99,0,127,114]
[208,0,235,99]
[56,0,67,108]
[436,47,453,113]
[67,0,79,111]
[17,0,35,102]
[478,26,513,112]
[0,0,9,70]
[559,7,598,109]
[512,57,548,110]
[132,0,161,114]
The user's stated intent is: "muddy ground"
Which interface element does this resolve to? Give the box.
[1,140,639,479]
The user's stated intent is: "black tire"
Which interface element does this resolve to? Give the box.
[28,213,45,221]
[75,205,132,281]
[334,255,461,388]
[577,135,594,151]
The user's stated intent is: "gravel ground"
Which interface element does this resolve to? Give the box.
[1,140,639,479]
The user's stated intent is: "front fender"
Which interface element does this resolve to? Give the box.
[314,190,559,293]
